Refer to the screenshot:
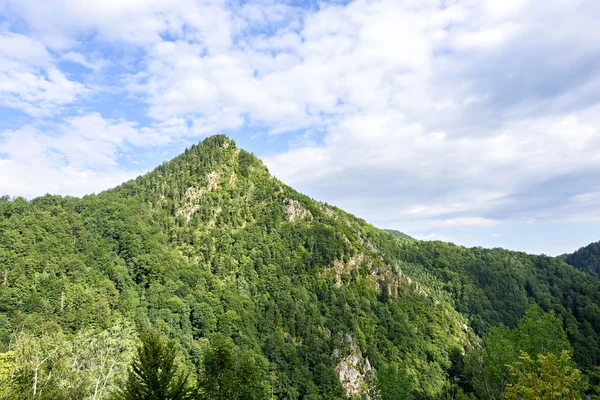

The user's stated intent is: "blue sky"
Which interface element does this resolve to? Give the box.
[1,0,600,255]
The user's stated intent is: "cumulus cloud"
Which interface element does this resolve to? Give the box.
[0,113,179,198]
[265,107,600,235]
[1,0,599,251]
[0,32,86,116]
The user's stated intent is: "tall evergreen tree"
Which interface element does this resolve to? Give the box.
[118,329,192,400]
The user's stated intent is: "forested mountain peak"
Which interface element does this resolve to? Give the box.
[112,134,328,226]
[1,135,600,399]
[0,135,475,398]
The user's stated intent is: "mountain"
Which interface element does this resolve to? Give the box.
[1,135,599,399]
[382,229,413,240]
[561,241,600,276]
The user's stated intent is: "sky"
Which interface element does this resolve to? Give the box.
[1,0,600,255]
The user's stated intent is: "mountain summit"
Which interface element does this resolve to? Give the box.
[1,135,600,399]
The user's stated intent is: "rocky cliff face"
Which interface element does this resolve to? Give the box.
[334,335,373,398]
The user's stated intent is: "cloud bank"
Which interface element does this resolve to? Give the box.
[1,0,599,253]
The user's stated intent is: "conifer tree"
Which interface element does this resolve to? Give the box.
[118,329,192,400]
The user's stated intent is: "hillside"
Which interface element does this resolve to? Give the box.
[1,135,599,399]
[561,241,600,276]
[382,229,414,240]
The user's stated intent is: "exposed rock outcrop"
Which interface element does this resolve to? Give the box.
[334,335,372,399]
[327,253,367,287]
[284,199,312,222]
[206,171,220,191]
[176,170,220,221]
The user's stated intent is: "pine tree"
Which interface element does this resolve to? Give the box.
[118,329,193,400]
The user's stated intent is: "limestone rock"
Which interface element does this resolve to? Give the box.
[284,199,312,222]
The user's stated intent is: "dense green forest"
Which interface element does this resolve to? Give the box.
[1,135,599,399]
[561,241,600,276]
[381,230,413,240]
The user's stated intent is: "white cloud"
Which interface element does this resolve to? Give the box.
[61,51,108,71]
[0,32,50,63]
[1,0,235,49]
[264,107,600,237]
[452,23,521,51]
[0,113,178,198]
[1,0,600,250]
[0,125,134,198]
[0,32,86,116]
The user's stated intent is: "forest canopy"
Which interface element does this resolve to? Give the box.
[1,135,599,399]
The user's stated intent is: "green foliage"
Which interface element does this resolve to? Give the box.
[0,321,135,399]
[505,351,587,400]
[467,305,573,400]
[372,363,414,400]
[118,329,193,400]
[0,351,14,397]
[197,336,270,400]
[396,241,600,369]
[0,135,599,399]
[561,240,600,276]
[511,305,571,356]
[381,229,413,240]
[468,325,515,400]
[587,366,600,400]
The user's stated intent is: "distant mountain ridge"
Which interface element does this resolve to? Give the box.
[561,241,600,276]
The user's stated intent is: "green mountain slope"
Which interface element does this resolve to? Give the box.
[395,241,600,368]
[561,241,600,277]
[382,229,414,240]
[1,135,599,398]
[0,136,472,398]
